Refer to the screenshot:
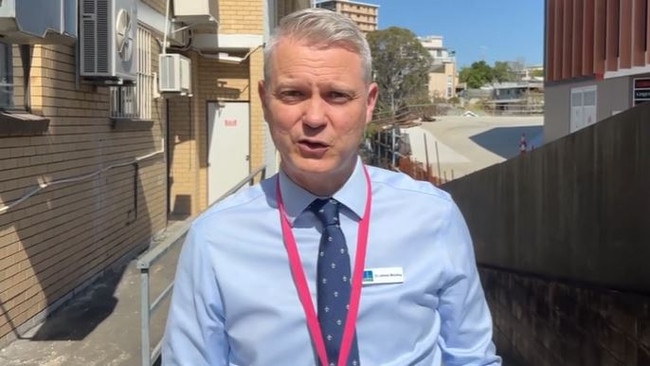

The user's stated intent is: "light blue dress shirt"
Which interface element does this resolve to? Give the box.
[162,158,501,366]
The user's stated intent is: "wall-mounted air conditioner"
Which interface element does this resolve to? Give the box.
[159,54,191,95]
[0,0,77,43]
[173,0,218,25]
[80,0,137,84]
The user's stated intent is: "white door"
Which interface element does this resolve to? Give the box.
[207,102,250,205]
[570,85,597,133]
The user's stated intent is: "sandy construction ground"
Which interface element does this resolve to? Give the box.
[400,115,543,180]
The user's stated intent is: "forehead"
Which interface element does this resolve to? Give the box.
[267,38,363,76]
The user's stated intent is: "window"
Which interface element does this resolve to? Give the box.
[0,42,14,109]
[110,26,154,121]
[0,43,49,137]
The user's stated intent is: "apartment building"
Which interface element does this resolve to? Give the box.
[0,0,310,348]
[544,0,650,142]
[420,35,458,100]
[316,0,379,34]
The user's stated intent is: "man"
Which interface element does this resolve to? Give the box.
[162,8,500,366]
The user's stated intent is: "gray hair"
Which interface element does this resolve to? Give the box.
[264,8,372,84]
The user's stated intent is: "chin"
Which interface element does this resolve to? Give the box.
[284,156,338,176]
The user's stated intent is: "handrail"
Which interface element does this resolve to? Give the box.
[137,165,267,366]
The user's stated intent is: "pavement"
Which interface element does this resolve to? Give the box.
[0,219,189,366]
[403,115,544,180]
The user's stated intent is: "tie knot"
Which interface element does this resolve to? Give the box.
[309,198,340,227]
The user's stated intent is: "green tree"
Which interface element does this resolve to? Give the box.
[459,60,519,88]
[367,27,432,115]
[530,68,544,78]
[493,61,515,83]
[459,60,494,88]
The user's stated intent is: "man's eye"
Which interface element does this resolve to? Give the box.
[279,90,303,100]
[327,92,350,102]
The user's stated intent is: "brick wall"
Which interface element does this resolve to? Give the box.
[167,95,196,216]
[167,0,267,216]
[481,267,650,366]
[248,49,265,172]
[218,0,265,178]
[0,38,166,346]
[219,0,264,34]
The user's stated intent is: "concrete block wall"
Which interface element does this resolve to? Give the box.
[0,38,166,347]
[442,101,650,364]
[481,267,650,366]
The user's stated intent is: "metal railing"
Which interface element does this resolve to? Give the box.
[136,165,267,366]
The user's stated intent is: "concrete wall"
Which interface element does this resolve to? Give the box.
[443,102,650,363]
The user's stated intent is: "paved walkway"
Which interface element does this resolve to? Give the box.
[0,220,189,366]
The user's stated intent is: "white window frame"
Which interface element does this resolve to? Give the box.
[110,26,154,120]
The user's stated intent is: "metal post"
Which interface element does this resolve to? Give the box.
[435,141,442,180]
[140,269,151,366]
[391,125,396,167]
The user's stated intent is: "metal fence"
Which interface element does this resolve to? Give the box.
[136,165,267,366]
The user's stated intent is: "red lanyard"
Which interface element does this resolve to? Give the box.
[276,166,371,366]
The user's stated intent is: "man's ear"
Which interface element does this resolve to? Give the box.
[258,80,267,108]
[365,82,379,124]
[258,80,270,122]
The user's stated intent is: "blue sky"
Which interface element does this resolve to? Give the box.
[369,0,544,68]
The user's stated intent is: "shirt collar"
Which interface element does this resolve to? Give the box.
[278,157,368,225]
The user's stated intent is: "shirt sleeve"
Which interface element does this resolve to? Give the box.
[437,202,502,366]
[162,224,229,366]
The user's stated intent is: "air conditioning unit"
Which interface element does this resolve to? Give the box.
[173,0,218,24]
[80,0,137,84]
[159,54,191,95]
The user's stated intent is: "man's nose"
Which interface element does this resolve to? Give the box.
[302,97,327,128]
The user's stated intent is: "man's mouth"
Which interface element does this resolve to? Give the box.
[301,140,327,149]
[298,139,329,154]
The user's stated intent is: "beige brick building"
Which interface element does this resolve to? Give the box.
[419,35,458,101]
[0,0,310,348]
[316,0,378,34]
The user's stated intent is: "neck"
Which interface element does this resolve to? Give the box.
[282,162,356,197]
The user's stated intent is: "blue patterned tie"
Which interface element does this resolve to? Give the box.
[310,198,360,366]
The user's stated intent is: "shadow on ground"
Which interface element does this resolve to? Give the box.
[29,271,122,341]
[470,125,543,159]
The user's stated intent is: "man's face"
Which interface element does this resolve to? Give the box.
[259,38,378,190]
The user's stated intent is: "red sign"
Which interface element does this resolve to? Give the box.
[634,78,650,89]
[224,119,237,127]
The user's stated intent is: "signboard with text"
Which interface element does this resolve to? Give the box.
[633,78,650,106]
